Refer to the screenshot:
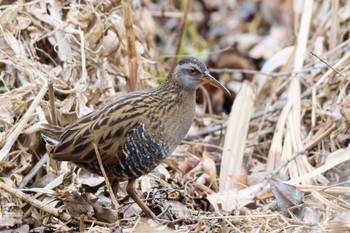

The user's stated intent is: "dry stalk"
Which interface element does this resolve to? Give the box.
[0,80,48,161]
[172,0,192,66]
[272,0,315,184]
[92,142,119,211]
[123,0,138,91]
[219,81,256,191]
[0,181,71,222]
[288,147,350,185]
[330,0,339,50]
[18,153,49,188]
[48,78,57,125]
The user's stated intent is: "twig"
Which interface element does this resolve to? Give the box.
[181,140,223,151]
[201,214,279,220]
[19,153,49,188]
[123,0,138,91]
[310,51,346,79]
[150,10,203,21]
[209,67,316,77]
[92,143,119,211]
[315,51,350,87]
[0,180,71,222]
[217,212,243,233]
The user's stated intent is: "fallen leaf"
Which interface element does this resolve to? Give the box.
[92,202,119,223]
[177,156,201,175]
[76,169,104,188]
[0,224,29,233]
[202,151,218,191]
[229,172,248,191]
[0,203,23,228]
[59,191,94,219]
[132,218,176,233]
[268,176,304,216]
[163,200,191,219]
[206,189,254,212]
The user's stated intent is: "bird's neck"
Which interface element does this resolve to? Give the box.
[154,80,196,152]
[158,75,196,94]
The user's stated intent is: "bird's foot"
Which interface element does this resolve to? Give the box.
[150,214,184,225]
[148,206,184,225]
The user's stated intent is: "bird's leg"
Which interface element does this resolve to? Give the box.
[126,179,184,224]
[126,179,157,219]
[110,177,119,195]
[110,178,130,204]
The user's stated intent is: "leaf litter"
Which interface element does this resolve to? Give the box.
[0,0,350,232]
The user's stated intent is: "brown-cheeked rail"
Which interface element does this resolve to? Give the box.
[40,57,230,223]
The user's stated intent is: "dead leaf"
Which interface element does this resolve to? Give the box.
[31,173,58,188]
[206,189,254,212]
[92,202,119,223]
[0,203,23,228]
[177,156,201,175]
[248,171,268,186]
[132,218,176,233]
[76,169,104,188]
[59,191,94,219]
[163,200,191,219]
[268,176,304,216]
[229,172,248,191]
[0,224,29,233]
[202,151,218,191]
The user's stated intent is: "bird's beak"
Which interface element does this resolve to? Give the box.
[202,71,231,95]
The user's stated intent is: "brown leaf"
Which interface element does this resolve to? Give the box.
[0,203,23,228]
[92,202,119,223]
[248,171,268,186]
[202,151,218,191]
[177,156,200,175]
[229,172,248,191]
[268,176,304,216]
[59,191,94,219]
[132,218,176,233]
[76,169,104,188]
[206,189,254,212]
[31,173,57,188]
[0,224,29,233]
[163,200,191,219]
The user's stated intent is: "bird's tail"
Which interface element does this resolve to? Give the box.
[40,123,63,147]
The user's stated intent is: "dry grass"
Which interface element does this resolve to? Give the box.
[0,0,350,232]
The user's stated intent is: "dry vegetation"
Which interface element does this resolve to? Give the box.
[0,0,350,232]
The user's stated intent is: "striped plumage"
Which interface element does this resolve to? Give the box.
[40,57,230,221]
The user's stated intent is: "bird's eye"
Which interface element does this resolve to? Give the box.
[190,68,199,75]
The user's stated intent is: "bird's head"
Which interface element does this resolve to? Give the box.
[171,57,230,94]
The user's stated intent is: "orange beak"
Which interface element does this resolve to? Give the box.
[202,71,231,95]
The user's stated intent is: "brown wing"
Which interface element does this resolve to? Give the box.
[49,91,153,165]
[40,124,64,146]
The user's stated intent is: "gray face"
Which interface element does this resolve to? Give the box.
[173,57,207,90]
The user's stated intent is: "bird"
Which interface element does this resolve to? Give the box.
[40,57,230,222]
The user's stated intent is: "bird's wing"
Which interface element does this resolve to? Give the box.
[51,92,152,165]
[40,124,64,146]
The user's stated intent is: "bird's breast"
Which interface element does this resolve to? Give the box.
[159,93,196,152]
